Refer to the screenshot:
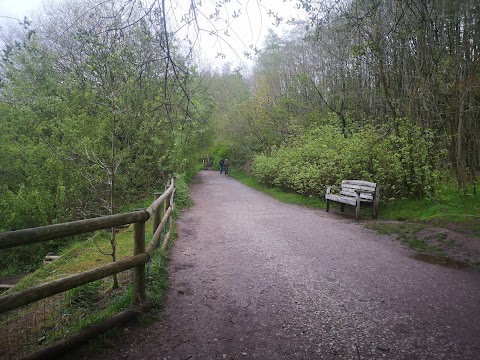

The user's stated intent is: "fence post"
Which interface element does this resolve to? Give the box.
[153,192,162,235]
[170,177,176,212]
[168,177,175,232]
[133,221,146,304]
[164,178,171,219]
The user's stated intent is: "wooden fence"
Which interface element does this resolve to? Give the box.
[0,178,176,359]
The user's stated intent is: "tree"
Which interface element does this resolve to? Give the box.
[293,0,479,191]
[0,0,214,272]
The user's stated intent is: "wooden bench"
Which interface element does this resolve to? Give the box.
[325,180,380,220]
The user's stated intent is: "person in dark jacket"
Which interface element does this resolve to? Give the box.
[223,159,230,175]
[219,159,225,174]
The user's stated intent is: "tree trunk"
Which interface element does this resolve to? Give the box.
[456,91,467,193]
[111,103,119,289]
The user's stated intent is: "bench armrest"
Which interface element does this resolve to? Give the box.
[326,185,340,194]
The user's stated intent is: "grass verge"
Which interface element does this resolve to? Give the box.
[230,170,324,208]
[231,170,479,267]
[365,222,437,253]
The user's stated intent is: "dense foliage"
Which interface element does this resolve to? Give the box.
[0,1,213,271]
[0,1,212,233]
[252,120,442,200]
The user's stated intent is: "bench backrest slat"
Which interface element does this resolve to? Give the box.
[342,180,377,189]
[340,189,374,201]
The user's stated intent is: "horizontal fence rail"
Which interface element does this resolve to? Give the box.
[0,178,176,359]
[0,211,149,250]
[0,253,149,314]
[0,184,175,250]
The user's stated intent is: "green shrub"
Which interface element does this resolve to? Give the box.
[385,119,442,198]
[0,179,73,273]
[0,185,51,231]
[251,119,443,201]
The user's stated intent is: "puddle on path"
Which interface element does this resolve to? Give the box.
[413,253,470,270]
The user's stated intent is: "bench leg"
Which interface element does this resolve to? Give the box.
[326,199,330,212]
[355,193,361,220]
[372,187,380,219]
[340,203,345,212]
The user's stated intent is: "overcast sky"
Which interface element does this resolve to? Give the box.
[0,0,43,20]
[0,0,302,69]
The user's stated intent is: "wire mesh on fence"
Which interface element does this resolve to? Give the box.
[0,269,134,360]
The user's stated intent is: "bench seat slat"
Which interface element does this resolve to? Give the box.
[325,194,357,206]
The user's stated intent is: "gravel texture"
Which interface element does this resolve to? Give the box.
[77,170,480,359]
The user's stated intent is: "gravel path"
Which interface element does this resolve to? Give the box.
[86,170,480,359]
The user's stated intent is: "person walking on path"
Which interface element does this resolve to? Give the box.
[223,159,230,175]
[219,159,225,174]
